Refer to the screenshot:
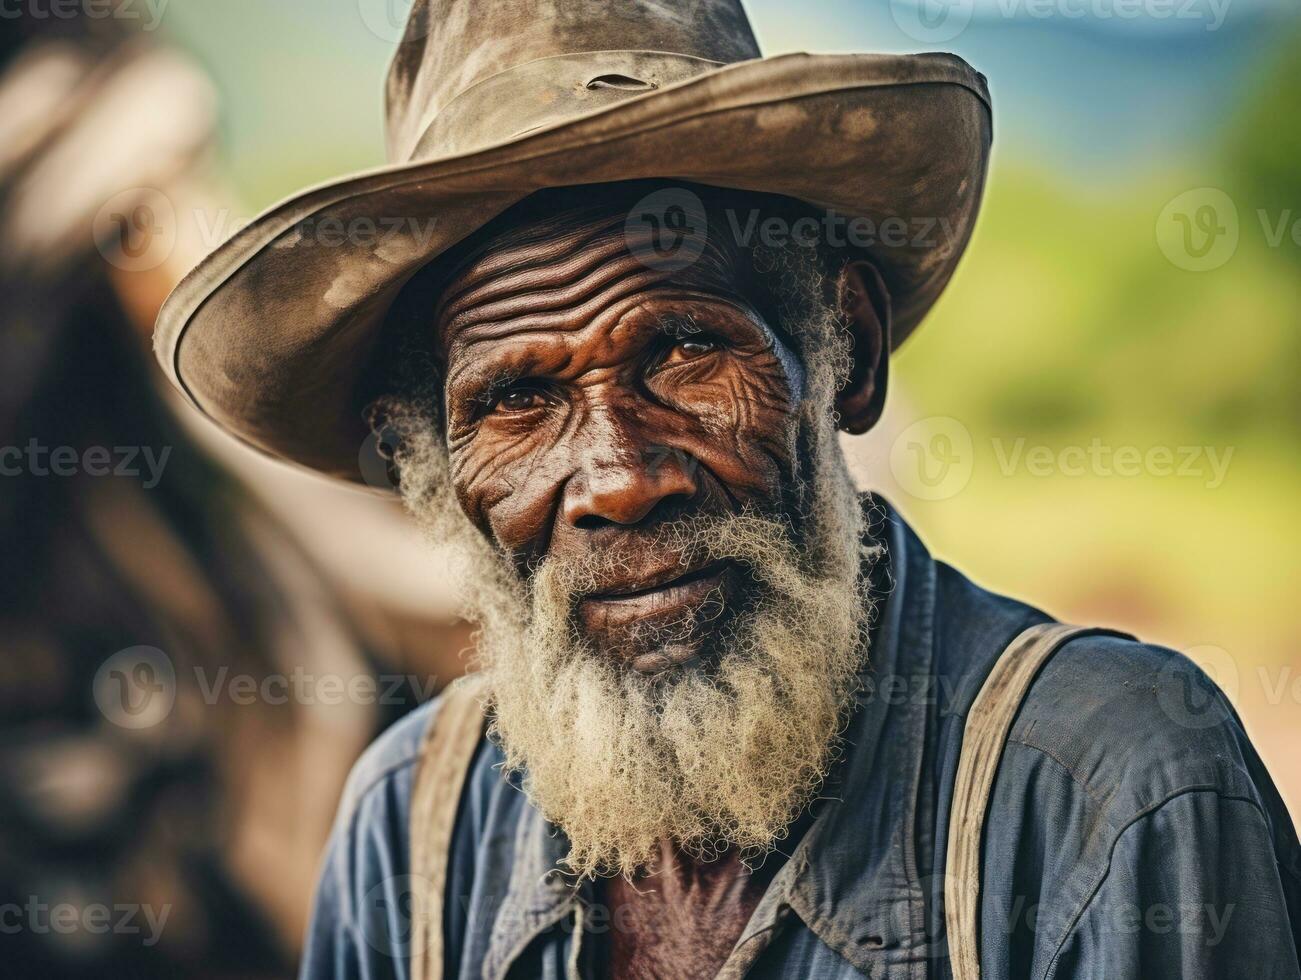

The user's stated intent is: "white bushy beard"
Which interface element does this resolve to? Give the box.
[384,282,875,879]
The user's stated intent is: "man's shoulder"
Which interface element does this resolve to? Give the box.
[925,556,1258,811]
[1011,631,1262,820]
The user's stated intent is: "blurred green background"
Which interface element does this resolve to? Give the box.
[159,0,1300,810]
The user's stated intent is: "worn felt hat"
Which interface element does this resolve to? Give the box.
[153,0,992,484]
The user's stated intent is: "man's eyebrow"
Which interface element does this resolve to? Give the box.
[449,363,522,407]
[445,339,573,412]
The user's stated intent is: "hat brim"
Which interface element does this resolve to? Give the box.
[155,51,991,484]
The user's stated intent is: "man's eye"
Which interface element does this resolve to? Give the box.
[660,338,718,367]
[493,387,548,413]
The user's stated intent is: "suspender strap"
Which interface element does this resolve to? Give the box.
[944,623,1131,980]
[409,675,487,980]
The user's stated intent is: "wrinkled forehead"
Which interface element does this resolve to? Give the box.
[424,182,820,353]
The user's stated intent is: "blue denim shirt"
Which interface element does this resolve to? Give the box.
[301,502,1301,979]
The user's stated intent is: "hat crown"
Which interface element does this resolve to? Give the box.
[385,0,761,161]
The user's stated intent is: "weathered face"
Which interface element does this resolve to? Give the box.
[435,218,811,671]
[397,191,886,875]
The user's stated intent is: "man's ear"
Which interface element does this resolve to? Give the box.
[835,259,891,434]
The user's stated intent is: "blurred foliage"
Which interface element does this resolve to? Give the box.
[1226,25,1301,238]
[899,34,1301,447]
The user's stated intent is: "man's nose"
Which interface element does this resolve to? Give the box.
[562,445,699,528]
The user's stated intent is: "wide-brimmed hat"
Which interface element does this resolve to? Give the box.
[154,0,992,484]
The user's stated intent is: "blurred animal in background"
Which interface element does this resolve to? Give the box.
[0,11,449,978]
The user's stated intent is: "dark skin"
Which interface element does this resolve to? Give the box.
[432,205,889,978]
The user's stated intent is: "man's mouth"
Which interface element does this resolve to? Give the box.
[576,560,737,672]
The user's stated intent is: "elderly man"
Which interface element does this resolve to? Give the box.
[154,2,1301,978]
